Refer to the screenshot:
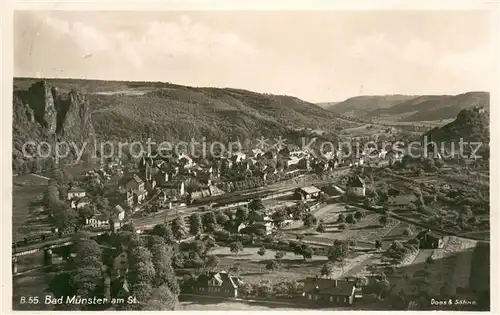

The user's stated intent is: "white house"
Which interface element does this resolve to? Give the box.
[86,214,110,228]
[67,187,86,200]
[114,205,126,222]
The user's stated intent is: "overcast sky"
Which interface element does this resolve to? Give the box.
[14,10,493,102]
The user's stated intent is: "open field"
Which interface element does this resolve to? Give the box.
[282,203,400,247]
[340,124,393,137]
[12,176,52,240]
[210,246,328,284]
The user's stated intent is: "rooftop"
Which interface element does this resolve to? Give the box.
[298,186,322,194]
[348,175,365,187]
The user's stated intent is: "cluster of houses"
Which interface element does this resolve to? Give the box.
[68,140,400,233]
[191,271,361,306]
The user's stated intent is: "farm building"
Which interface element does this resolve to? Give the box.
[302,277,357,305]
[416,229,444,249]
[295,186,322,200]
[347,175,366,197]
[193,271,244,298]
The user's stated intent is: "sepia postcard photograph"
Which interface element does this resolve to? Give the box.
[6,1,498,312]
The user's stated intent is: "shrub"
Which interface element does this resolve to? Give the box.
[402,227,413,237]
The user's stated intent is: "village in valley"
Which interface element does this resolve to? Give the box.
[11,9,492,312]
[12,134,490,311]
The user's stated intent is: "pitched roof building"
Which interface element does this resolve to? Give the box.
[302,277,357,305]
[194,271,244,298]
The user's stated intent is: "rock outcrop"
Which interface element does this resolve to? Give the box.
[12,81,96,173]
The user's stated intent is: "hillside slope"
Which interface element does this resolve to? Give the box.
[325,95,416,117]
[327,92,489,123]
[425,106,489,145]
[13,78,359,172]
[87,83,357,141]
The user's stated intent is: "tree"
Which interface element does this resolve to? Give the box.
[328,241,349,263]
[128,246,156,287]
[355,275,369,287]
[235,206,249,223]
[296,234,305,241]
[202,234,217,251]
[204,255,220,271]
[468,216,479,225]
[379,214,389,227]
[53,208,79,231]
[275,251,285,260]
[363,197,376,208]
[215,210,230,226]
[189,213,203,236]
[49,236,105,308]
[147,235,166,250]
[257,246,266,256]
[189,240,207,257]
[378,279,392,299]
[248,210,264,224]
[248,198,265,212]
[151,223,174,244]
[256,281,274,298]
[461,205,473,218]
[171,217,187,240]
[316,223,326,233]
[337,213,345,223]
[271,208,288,228]
[122,222,136,232]
[149,243,179,295]
[402,227,413,237]
[320,263,334,277]
[291,202,308,220]
[266,260,280,271]
[202,211,218,232]
[143,284,179,310]
[303,213,318,228]
[229,241,243,255]
[354,210,364,221]
[301,245,314,260]
[345,214,355,225]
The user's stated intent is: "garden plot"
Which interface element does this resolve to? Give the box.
[301,215,399,244]
[210,246,329,284]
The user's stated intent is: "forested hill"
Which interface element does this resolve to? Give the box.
[13,78,359,173]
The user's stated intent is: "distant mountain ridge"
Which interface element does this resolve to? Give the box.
[324,92,489,123]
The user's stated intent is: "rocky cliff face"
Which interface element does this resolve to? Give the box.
[25,81,59,133]
[13,81,96,173]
